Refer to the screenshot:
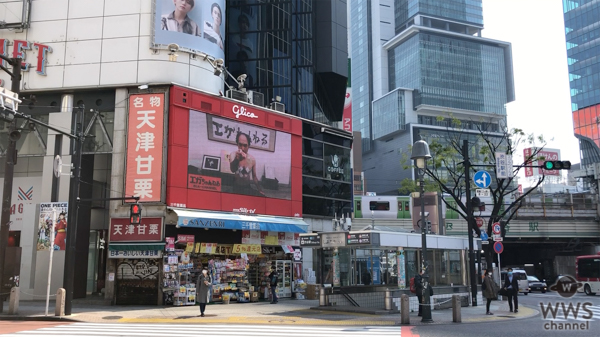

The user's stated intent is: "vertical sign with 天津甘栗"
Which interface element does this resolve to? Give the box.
[126,94,165,202]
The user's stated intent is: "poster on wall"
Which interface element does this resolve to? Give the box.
[187,110,292,199]
[153,0,226,60]
[37,202,68,251]
[0,176,42,231]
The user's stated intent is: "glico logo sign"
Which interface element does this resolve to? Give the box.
[327,154,344,174]
[0,39,53,86]
[232,105,259,120]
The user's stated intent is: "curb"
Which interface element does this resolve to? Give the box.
[0,315,80,322]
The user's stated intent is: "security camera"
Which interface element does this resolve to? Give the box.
[138,84,149,90]
[237,74,247,83]
[167,43,180,53]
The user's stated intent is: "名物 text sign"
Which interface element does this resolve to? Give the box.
[125,93,165,202]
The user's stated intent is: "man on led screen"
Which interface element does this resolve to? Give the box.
[229,132,265,196]
[161,0,201,36]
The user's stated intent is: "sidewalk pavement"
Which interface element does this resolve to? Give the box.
[0,298,538,326]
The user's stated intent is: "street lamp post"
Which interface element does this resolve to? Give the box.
[411,140,433,323]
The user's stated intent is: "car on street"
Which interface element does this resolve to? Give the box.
[527,275,547,293]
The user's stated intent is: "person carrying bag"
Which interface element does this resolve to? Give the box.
[483,268,500,315]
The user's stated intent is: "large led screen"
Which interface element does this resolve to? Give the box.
[188,110,292,200]
[154,0,226,59]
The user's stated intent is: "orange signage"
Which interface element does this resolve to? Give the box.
[125,93,165,202]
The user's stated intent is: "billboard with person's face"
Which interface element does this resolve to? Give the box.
[188,110,292,200]
[154,0,226,59]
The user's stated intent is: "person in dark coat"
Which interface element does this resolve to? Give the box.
[362,271,372,285]
[196,268,211,317]
[414,269,425,316]
[268,266,279,304]
[483,268,499,315]
[503,268,519,313]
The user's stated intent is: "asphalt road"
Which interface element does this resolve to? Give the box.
[412,290,600,337]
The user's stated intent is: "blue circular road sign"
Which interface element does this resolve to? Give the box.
[473,171,491,189]
[493,241,503,254]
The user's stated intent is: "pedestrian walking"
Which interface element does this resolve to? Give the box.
[414,269,425,316]
[196,268,211,317]
[503,268,519,313]
[483,268,500,315]
[269,266,279,304]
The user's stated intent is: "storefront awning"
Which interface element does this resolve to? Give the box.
[169,208,309,233]
[108,243,166,251]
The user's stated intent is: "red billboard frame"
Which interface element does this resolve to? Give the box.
[167,86,303,217]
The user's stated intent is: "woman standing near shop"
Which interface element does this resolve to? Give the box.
[196,268,211,317]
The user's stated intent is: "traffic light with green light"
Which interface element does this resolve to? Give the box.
[542,161,571,170]
[130,203,142,225]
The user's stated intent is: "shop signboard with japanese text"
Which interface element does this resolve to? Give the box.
[109,218,163,242]
[125,93,165,202]
[153,0,226,60]
[188,109,291,199]
[37,202,68,251]
[523,148,561,177]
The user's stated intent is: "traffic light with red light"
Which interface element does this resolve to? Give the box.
[130,203,142,225]
[542,161,571,170]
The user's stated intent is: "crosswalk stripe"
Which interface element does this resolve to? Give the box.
[5,323,404,337]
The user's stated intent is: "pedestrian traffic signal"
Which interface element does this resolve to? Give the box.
[130,203,142,225]
[542,161,571,170]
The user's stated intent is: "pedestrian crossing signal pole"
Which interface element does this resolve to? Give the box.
[130,204,142,225]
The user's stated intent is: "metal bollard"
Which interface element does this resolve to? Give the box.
[452,294,461,323]
[400,294,410,324]
[55,288,66,317]
[8,287,19,315]
[319,287,329,307]
[384,289,392,310]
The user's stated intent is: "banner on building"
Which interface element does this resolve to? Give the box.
[153,0,226,60]
[125,93,165,202]
[37,202,68,251]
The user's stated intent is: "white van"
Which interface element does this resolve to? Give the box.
[500,269,530,295]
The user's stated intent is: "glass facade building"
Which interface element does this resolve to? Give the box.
[389,33,508,115]
[226,0,348,123]
[349,0,513,193]
[564,1,600,165]
[395,0,483,33]
[564,0,600,112]
[372,89,406,140]
[349,0,373,151]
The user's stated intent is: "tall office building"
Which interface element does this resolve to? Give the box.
[563,1,600,166]
[349,0,514,194]
[225,0,348,124]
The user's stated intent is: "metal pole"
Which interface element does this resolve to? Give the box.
[420,167,433,323]
[63,105,84,315]
[463,140,477,307]
[45,208,57,316]
[0,58,21,313]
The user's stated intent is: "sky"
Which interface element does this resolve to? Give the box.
[481,0,579,186]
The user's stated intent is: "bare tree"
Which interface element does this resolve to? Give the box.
[403,116,549,263]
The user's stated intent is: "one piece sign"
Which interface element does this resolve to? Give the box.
[37,202,68,251]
